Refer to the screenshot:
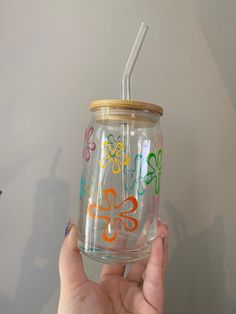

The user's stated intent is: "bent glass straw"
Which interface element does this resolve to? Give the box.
[121,22,149,100]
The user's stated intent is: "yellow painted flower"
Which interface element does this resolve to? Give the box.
[99,140,129,174]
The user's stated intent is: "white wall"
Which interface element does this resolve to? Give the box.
[0,1,236,313]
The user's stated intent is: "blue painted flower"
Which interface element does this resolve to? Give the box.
[80,175,86,198]
[124,154,146,196]
[107,134,122,149]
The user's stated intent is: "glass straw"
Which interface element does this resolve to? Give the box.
[120,23,149,230]
[121,22,149,100]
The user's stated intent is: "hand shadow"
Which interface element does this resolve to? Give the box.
[164,201,236,314]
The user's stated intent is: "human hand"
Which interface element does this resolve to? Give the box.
[58,219,168,314]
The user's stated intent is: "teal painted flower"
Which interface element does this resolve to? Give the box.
[124,154,146,196]
[80,175,86,198]
[99,140,129,174]
[144,149,162,194]
[107,134,122,149]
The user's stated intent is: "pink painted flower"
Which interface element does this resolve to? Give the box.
[83,127,96,162]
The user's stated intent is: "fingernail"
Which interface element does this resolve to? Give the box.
[162,221,168,229]
[157,233,165,242]
[65,219,72,237]
[163,234,168,245]
[158,216,162,225]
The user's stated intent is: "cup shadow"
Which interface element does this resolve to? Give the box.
[6,147,69,314]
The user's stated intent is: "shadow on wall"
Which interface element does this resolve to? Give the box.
[190,0,236,111]
[164,201,236,314]
[3,148,69,314]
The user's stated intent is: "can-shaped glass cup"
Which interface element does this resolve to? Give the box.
[78,99,164,263]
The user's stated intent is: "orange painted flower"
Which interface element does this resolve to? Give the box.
[88,188,138,242]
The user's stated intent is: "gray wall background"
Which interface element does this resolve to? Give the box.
[1,0,236,313]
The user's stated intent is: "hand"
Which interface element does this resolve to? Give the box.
[58,220,168,314]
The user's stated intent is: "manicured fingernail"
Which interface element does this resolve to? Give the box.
[65,219,72,237]
[158,216,162,224]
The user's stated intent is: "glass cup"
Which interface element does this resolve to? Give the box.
[78,99,163,263]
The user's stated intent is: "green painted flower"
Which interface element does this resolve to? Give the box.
[144,149,162,194]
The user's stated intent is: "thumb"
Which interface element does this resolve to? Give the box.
[59,221,88,294]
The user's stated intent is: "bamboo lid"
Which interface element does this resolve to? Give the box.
[89,99,163,116]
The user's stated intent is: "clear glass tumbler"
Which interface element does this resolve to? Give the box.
[78,99,163,263]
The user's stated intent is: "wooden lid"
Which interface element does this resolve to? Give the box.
[89,99,163,115]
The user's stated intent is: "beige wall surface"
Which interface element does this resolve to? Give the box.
[0,1,235,313]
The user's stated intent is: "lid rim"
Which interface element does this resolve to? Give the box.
[89,99,163,115]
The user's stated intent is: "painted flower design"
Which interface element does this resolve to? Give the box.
[88,188,138,242]
[144,149,162,194]
[83,127,96,162]
[79,175,86,198]
[99,140,129,174]
[124,154,146,196]
[107,134,122,149]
